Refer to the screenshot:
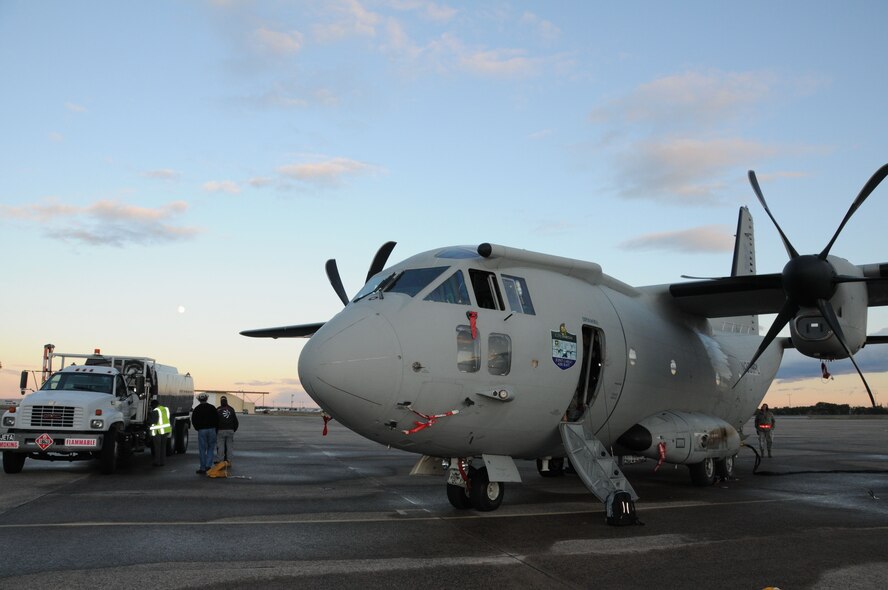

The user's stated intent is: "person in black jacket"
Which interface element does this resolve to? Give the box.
[215,395,239,465]
[191,393,218,474]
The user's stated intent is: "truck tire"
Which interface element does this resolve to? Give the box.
[3,452,26,474]
[100,426,120,474]
[174,421,189,454]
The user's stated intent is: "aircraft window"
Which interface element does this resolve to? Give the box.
[456,325,480,373]
[424,270,471,305]
[488,333,512,376]
[435,247,479,259]
[386,267,448,297]
[502,274,535,315]
[468,269,504,310]
[353,273,389,301]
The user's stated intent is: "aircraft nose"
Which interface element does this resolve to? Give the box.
[298,311,403,424]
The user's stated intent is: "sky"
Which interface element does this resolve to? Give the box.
[2,1,888,410]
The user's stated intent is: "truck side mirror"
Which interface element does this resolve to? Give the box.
[19,370,28,394]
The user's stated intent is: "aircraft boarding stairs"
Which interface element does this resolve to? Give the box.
[559,413,638,504]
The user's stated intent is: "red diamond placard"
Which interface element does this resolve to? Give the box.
[35,433,54,451]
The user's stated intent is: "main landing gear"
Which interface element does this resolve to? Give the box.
[688,454,736,486]
[446,460,504,512]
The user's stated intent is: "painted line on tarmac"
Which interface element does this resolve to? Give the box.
[0,497,789,529]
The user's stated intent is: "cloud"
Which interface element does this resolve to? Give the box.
[49,132,64,143]
[620,224,734,253]
[277,157,378,186]
[65,102,87,113]
[0,199,201,247]
[614,137,780,204]
[388,0,458,22]
[144,168,181,181]
[776,346,888,382]
[521,11,561,42]
[203,180,242,194]
[248,176,274,188]
[589,70,773,130]
[252,27,304,55]
[312,0,381,42]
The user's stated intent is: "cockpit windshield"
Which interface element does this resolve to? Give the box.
[41,372,114,394]
[354,266,449,301]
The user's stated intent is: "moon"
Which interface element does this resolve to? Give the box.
[177,305,186,314]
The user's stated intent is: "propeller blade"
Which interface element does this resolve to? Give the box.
[366,241,397,283]
[734,301,798,388]
[748,170,799,259]
[820,163,888,259]
[815,299,877,407]
[834,275,888,284]
[325,259,350,307]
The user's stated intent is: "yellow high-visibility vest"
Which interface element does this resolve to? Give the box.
[150,406,172,435]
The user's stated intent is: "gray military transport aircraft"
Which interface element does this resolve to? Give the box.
[243,165,888,519]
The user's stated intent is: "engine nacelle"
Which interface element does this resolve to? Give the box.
[616,410,740,464]
[790,257,867,360]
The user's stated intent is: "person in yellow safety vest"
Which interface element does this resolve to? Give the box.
[755,403,776,458]
[149,399,172,466]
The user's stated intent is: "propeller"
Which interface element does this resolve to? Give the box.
[734,164,888,407]
[325,241,397,307]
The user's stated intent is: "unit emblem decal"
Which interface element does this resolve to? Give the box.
[551,324,577,370]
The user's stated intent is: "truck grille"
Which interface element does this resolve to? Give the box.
[25,406,82,429]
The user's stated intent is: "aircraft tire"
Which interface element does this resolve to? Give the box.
[2,451,26,474]
[536,457,565,478]
[714,455,735,480]
[688,457,716,486]
[446,483,472,509]
[469,466,504,511]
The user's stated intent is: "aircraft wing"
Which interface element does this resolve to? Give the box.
[668,274,785,318]
[670,263,888,318]
[240,322,324,339]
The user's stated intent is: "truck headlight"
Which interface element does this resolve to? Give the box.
[2,416,14,427]
[90,419,104,429]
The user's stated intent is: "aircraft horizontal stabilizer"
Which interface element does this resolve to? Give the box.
[239,322,324,339]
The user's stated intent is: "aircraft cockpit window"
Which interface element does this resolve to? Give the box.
[456,325,480,373]
[502,274,535,315]
[386,266,448,297]
[468,269,504,310]
[424,270,471,305]
[488,333,511,376]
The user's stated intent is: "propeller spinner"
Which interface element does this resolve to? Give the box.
[735,164,888,406]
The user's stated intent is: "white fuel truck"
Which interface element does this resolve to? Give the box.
[1,345,194,474]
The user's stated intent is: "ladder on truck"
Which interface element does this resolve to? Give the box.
[559,414,638,503]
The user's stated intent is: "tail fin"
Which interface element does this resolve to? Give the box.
[720,206,759,333]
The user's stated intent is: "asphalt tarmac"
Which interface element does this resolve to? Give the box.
[1,414,888,590]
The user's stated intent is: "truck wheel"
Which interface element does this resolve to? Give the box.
[174,421,189,454]
[100,426,120,474]
[3,452,26,474]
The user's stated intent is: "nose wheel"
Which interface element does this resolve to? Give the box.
[446,464,505,511]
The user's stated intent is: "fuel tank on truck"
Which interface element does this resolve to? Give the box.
[616,410,741,464]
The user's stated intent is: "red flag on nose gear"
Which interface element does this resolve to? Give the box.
[654,441,667,472]
[322,414,332,436]
[466,311,478,339]
[401,406,460,435]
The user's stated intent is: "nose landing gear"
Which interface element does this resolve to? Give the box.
[445,460,505,511]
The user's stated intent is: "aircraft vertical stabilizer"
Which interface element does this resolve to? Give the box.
[717,206,759,334]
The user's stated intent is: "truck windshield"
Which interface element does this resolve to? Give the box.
[41,372,114,394]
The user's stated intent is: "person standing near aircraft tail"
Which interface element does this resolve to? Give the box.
[149,399,172,466]
[191,393,218,474]
[215,395,239,465]
[755,403,776,458]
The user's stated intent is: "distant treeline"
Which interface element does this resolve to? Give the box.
[772,402,888,415]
